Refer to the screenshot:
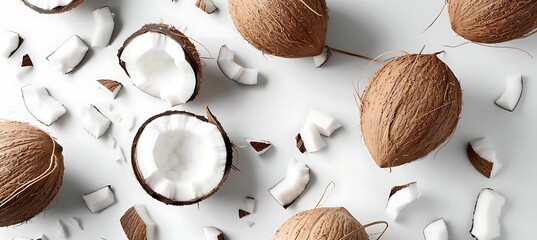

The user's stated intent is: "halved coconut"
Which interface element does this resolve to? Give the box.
[269,159,310,209]
[470,188,505,240]
[131,107,233,205]
[495,74,523,112]
[92,6,115,47]
[385,182,421,220]
[118,24,202,106]
[21,0,84,14]
[47,35,89,74]
[467,138,501,178]
[21,85,67,126]
[0,30,23,58]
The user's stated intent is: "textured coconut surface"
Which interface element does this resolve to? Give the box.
[1,0,537,239]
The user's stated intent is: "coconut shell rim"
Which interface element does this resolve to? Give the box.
[21,0,85,14]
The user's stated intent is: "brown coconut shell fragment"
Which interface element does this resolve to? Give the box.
[21,54,33,67]
[360,53,462,168]
[467,143,494,178]
[98,79,121,93]
[295,133,306,153]
[448,0,537,43]
[117,23,202,103]
[121,205,154,240]
[21,0,84,14]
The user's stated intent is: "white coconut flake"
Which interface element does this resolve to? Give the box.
[133,204,156,240]
[81,105,111,138]
[470,138,501,177]
[0,30,21,58]
[424,218,448,240]
[495,74,523,112]
[306,109,342,137]
[313,47,331,68]
[120,31,197,106]
[82,185,116,213]
[471,188,505,240]
[202,226,224,240]
[57,220,68,238]
[299,122,327,153]
[92,6,115,47]
[269,160,310,209]
[47,35,89,74]
[385,182,421,220]
[217,45,258,85]
[24,0,75,11]
[21,85,67,126]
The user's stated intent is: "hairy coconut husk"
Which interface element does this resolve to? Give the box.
[448,0,537,43]
[117,23,203,103]
[228,0,329,58]
[0,121,64,227]
[360,53,462,168]
[274,207,371,240]
[21,0,85,14]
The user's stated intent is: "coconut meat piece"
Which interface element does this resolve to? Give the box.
[306,109,342,137]
[424,218,448,240]
[203,226,224,240]
[23,0,76,11]
[196,0,218,14]
[469,138,501,178]
[385,182,421,219]
[81,105,111,138]
[313,47,331,68]
[245,138,272,155]
[17,54,33,77]
[239,197,255,218]
[217,45,258,85]
[47,35,89,74]
[97,79,122,98]
[82,185,115,213]
[471,189,505,240]
[494,74,523,112]
[21,85,67,126]
[133,204,156,240]
[269,160,310,208]
[297,122,327,153]
[0,30,21,58]
[92,6,115,47]
[120,31,196,106]
[135,113,227,202]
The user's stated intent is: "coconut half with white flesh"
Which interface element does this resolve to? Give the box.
[385,182,421,220]
[495,74,523,112]
[21,85,67,126]
[0,30,23,58]
[47,35,89,74]
[118,24,202,106]
[424,218,448,240]
[313,47,331,68]
[203,226,225,240]
[269,159,310,209]
[467,138,501,178]
[21,0,84,14]
[97,79,122,98]
[217,45,258,85]
[132,107,233,205]
[196,0,218,14]
[121,204,156,240]
[245,139,272,155]
[471,188,505,240]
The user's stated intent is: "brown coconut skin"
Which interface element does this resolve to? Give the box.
[131,107,233,206]
[121,206,148,240]
[360,53,462,168]
[21,0,84,14]
[229,0,329,58]
[274,207,369,240]
[448,0,537,43]
[0,121,64,227]
[117,23,203,103]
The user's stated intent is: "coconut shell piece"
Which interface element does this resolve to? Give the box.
[121,205,156,240]
[229,0,328,58]
[360,53,462,168]
[97,79,122,98]
[0,121,64,227]
[196,0,218,14]
[21,54,33,67]
[467,143,493,178]
[21,0,84,14]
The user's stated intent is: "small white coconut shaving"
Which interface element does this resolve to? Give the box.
[471,188,506,240]
[21,85,67,126]
[313,47,331,68]
[92,6,115,47]
[82,185,116,213]
[133,204,156,240]
[470,138,501,177]
[424,218,448,240]
[202,226,224,240]
[217,45,258,85]
[24,0,76,11]
[385,182,421,220]
[495,74,523,112]
[0,30,21,58]
[269,160,310,209]
[57,220,68,238]
[47,35,89,74]
[81,105,111,138]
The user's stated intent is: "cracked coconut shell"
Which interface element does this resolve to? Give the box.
[448,0,537,43]
[228,0,328,58]
[360,53,462,168]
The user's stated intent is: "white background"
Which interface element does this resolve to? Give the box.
[0,0,535,239]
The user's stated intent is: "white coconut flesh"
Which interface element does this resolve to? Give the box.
[299,122,327,152]
[202,226,224,240]
[133,204,156,240]
[471,189,505,240]
[24,0,75,10]
[470,138,501,177]
[217,45,258,85]
[47,35,89,74]
[0,30,20,58]
[313,47,330,68]
[120,32,196,106]
[136,113,228,202]
[81,105,111,139]
[307,109,342,137]
[92,6,115,47]
[495,74,523,111]
[386,182,421,219]
[424,218,448,240]
[269,160,310,208]
[82,185,115,213]
[197,0,218,14]
[21,85,67,126]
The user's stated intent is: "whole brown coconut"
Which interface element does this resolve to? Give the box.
[360,53,462,168]
[0,121,64,227]
[228,0,329,58]
[21,0,84,14]
[274,207,371,240]
[448,0,537,43]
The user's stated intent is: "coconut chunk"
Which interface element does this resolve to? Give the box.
[269,160,310,209]
[97,79,122,98]
[121,204,156,240]
[17,54,33,77]
[239,197,255,218]
[313,47,331,68]
[81,105,111,138]
[217,45,258,85]
[47,35,89,74]
[385,182,421,219]
[467,138,501,178]
[203,226,225,240]
[471,188,506,240]
[424,218,448,240]
[495,74,523,112]
[57,220,68,238]
[245,139,272,155]
[92,6,115,47]
[295,122,326,153]
[0,30,22,58]
[82,185,115,213]
[307,109,342,137]
[21,85,67,126]
[196,0,218,14]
